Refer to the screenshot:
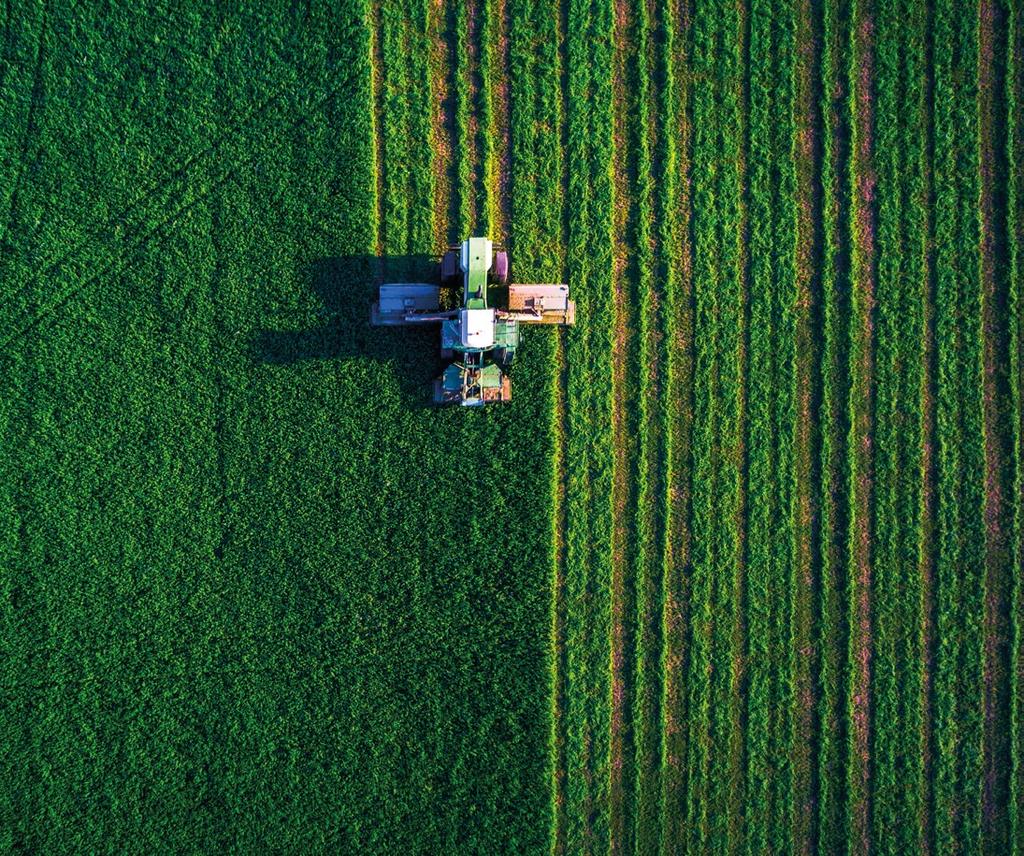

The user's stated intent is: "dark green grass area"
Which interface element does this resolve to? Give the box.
[1,3,551,852]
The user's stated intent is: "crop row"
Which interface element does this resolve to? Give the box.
[868,0,928,852]
[655,0,693,850]
[681,0,745,850]
[1011,5,1024,851]
[742,0,800,850]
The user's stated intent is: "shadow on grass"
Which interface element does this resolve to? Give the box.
[253,254,445,405]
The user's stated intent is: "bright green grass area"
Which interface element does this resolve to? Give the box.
[0,3,552,851]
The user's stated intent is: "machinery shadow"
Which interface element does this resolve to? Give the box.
[253,254,445,405]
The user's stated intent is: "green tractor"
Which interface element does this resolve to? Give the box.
[371,236,575,406]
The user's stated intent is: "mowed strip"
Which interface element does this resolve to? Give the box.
[743,0,799,850]
[869,1,928,853]
[656,0,694,849]
[609,0,635,847]
[1010,4,1024,849]
[791,0,821,847]
[564,0,616,850]
[932,0,987,850]
[813,0,848,849]
[978,0,1017,850]
[683,0,744,850]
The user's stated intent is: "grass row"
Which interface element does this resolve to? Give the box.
[743,0,798,850]
[869,0,927,852]
[683,0,744,850]
[624,0,662,848]
[503,0,566,847]
[790,0,819,845]
[814,0,848,848]
[1011,5,1024,850]
[932,0,986,850]
[562,0,616,849]
[1005,1,1023,849]
[654,0,693,850]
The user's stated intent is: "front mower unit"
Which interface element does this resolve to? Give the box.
[371,236,575,407]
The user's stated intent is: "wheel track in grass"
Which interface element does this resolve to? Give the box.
[978,0,1015,847]
[5,66,303,313]
[0,0,47,249]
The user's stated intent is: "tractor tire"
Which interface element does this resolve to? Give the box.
[440,348,454,360]
[493,250,509,284]
[440,250,460,284]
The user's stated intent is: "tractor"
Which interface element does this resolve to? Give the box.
[371,236,575,406]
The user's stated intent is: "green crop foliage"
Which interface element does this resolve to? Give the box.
[683,0,744,851]
[4,1,1022,853]
[562,0,615,850]
[814,0,844,850]
[932,0,986,852]
[654,1,692,850]
[870,0,927,851]
[1007,3,1024,850]
[1007,1,1024,849]
[743,0,798,851]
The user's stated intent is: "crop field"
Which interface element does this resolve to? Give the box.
[1,0,1022,853]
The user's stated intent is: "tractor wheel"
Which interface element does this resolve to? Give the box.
[440,250,460,284]
[440,348,454,360]
[493,250,509,284]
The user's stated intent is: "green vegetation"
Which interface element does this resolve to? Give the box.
[870,1,927,852]
[3,1,1020,853]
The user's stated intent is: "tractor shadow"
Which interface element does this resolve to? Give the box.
[253,254,446,404]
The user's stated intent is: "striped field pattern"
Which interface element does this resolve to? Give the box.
[1,0,1021,852]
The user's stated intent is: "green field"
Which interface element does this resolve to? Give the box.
[1,0,1021,853]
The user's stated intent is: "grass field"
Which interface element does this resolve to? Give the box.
[1,0,1021,853]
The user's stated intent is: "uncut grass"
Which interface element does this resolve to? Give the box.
[2,2,553,851]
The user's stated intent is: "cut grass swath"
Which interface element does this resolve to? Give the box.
[868,0,926,852]
[932,0,986,849]
[742,0,798,850]
[684,0,744,850]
